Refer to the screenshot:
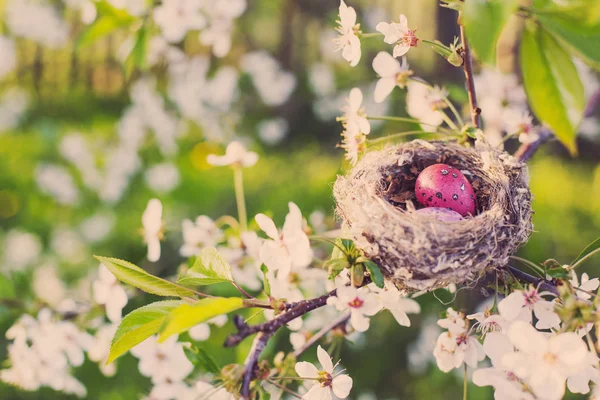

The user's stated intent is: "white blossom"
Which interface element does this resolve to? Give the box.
[131,335,193,384]
[333,0,361,67]
[327,286,381,332]
[2,229,42,270]
[406,81,447,130]
[145,162,181,194]
[0,36,16,79]
[142,199,164,262]
[498,285,560,330]
[255,202,313,281]
[569,271,600,300]
[376,14,418,58]
[153,0,206,43]
[93,264,128,323]
[207,141,259,167]
[339,88,371,137]
[295,345,353,399]
[372,52,411,103]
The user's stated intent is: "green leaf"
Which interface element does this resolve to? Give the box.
[94,256,196,298]
[0,273,15,298]
[572,237,600,266]
[462,0,518,64]
[77,16,131,49]
[177,247,234,286]
[108,300,183,363]
[520,22,585,155]
[123,24,149,80]
[534,10,600,67]
[260,264,271,296]
[158,297,244,341]
[545,267,569,279]
[184,345,221,375]
[363,260,385,288]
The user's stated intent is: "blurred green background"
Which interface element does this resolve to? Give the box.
[0,0,599,399]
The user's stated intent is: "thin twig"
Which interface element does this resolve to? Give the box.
[266,379,303,399]
[232,282,254,299]
[293,312,351,358]
[459,24,481,129]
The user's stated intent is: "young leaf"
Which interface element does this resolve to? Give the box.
[520,22,585,154]
[260,264,271,296]
[107,300,183,363]
[184,345,222,375]
[94,256,196,298]
[177,247,234,286]
[571,237,600,266]
[462,0,518,64]
[123,24,149,80]
[363,260,385,288]
[158,297,244,341]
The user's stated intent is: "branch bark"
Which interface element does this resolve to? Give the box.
[505,265,559,295]
[459,24,481,129]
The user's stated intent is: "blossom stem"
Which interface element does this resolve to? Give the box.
[265,379,303,399]
[458,23,481,129]
[242,299,272,309]
[408,77,465,127]
[233,282,254,299]
[360,32,383,39]
[367,116,423,124]
[367,131,460,145]
[509,256,545,276]
[439,111,459,131]
[463,364,468,400]
[233,166,248,232]
[585,331,599,360]
[293,312,351,357]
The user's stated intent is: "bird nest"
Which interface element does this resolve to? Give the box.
[333,140,533,291]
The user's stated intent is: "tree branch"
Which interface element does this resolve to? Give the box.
[459,24,481,129]
[241,332,272,399]
[224,291,337,348]
[293,312,350,358]
[505,265,559,295]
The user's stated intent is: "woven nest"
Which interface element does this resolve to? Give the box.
[333,140,533,291]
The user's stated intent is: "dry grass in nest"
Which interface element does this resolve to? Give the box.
[333,139,533,291]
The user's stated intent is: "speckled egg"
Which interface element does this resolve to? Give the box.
[415,163,477,217]
[415,207,464,222]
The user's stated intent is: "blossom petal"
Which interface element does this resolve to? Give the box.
[255,214,279,239]
[339,0,356,29]
[507,320,547,356]
[392,44,410,58]
[332,374,353,398]
[295,361,319,378]
[317,345,334,373]
[147,237,161,262]
[142,199,163,234]
[498,291,525,321]
[350,311,370,332]
[374,78,397,103]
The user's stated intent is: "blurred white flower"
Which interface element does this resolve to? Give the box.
[406,81,447,130]
[207,141,258,167]
[334,0,361,67]
[59,133,102,191]
[327,286,381,332]
[35,163,80,205]
[0,37,16,79]
[309,63,336,97]
[33,264,66,308]
[219,232,263,291]
[188,315,227,341]
[93,264,128,323]
[64,0,97,24]
[503,321,592,400]
[376,14,418,58]
[339,88,370,136]
[180,216,224,257]
[80,212,115,243]
[569,271,600,300]
[498,285,560,330]
[339,130,366,166]
[0,88,28,132]
[131,335,193,384]
[142,199,164,262]
[195,380,235,400]
[255,202,313,281]
[87,324,118,377]
[372,52,411,103]
[5,0,69,48]
[295,345,353,399]
[198,0,246,58]
[51,228,88,265]
[241,51,296,106]
[2,229,42,271]
[145,162,181,194]
[258,118,289,146]
[153,0,206,43]
[108,0,147,16]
